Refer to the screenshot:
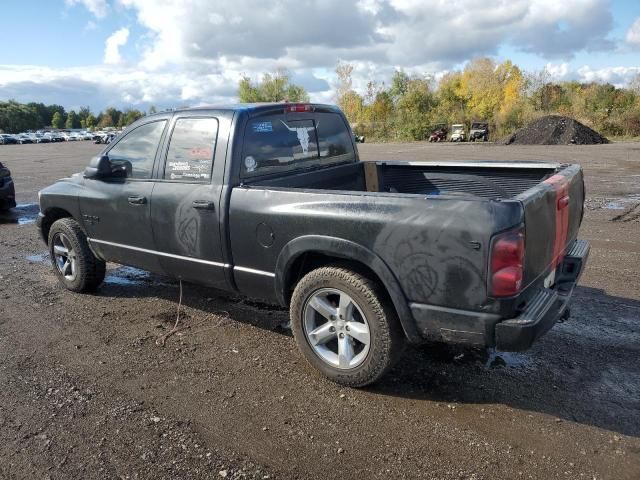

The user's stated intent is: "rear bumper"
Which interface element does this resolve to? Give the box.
[410,239,590,349]
[0,177,16,210]
[495,239,590,351]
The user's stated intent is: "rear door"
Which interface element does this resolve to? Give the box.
[81,118,168,272]
[149,114,229,289]
[517,164,585,289]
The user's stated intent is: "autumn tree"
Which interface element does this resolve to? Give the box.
[238,69,309,103]
[335,63,364,124]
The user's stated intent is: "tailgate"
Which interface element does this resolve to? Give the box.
[517,164,585,289]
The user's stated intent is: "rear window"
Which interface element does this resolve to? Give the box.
[242,112,355,177]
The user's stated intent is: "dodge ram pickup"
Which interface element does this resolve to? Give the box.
[37,103,590,386]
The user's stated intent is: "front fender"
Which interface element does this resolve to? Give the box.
[275,235,421,343]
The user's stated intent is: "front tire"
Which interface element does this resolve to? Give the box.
[290,266,404,387]
[48,218,106,293]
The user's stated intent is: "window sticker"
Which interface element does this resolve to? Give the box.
[190,147,213,159]
[244,156,257,172]
[280,120,317,154]
[252,121,273,133]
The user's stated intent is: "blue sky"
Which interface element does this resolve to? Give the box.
[0,0,638,112]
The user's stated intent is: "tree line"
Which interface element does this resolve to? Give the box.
[334,58,640,141]
[238,60,640,141]
[0,102,158,134]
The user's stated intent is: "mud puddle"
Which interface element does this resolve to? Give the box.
[484,349,532,369]
[0,203,39,225]
[104,265,171,287]
[26,252,49,263]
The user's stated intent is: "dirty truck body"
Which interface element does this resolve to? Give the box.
[38,103,590,386]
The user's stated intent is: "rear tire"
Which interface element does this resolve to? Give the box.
[48,218,106,293]
[290,265,404,387]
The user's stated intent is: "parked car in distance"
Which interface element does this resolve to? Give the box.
[46,132,65,142]
[429,123,448,142]
[449,124,466,142]
[17,134,34,144]
[93,132,117,144]
[38,103,590,387]
[34,133,51,143]
[0,134,18,145]
[0,161,16,211]
[469,122,489,142]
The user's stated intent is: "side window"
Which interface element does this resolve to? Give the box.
[316,113,355,162]
[108,121,166,179]
[163,117,218,182]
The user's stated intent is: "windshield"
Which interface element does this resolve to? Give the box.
[241,111,356,178]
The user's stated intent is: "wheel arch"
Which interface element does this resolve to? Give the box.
[40,207,74,244]
[276,235,421,343]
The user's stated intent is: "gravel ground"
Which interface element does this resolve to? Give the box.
[0,141,639,479]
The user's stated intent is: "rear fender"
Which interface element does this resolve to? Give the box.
[275,235,421,343]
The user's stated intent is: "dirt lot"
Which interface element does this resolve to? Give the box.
[1,141,639,479]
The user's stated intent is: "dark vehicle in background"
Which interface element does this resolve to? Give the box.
[93,132,117,144]
[38,103,590,387]
[16,134,34,144]
[469,122,489,142]
[34,133,51,143]
[429,123,448,142]
[0,161,16,211]
[0,134,18,145]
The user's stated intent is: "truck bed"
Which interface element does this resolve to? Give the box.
[250,161,559,200]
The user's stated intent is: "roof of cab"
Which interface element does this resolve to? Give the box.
[150,102,340,116]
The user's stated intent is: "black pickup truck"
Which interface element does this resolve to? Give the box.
[38,103,590,386]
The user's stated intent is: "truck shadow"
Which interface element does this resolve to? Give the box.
[96,270,639,438]
[370,286,640,438]
[99,265,292,335]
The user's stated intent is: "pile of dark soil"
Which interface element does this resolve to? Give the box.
[504,115,609,145]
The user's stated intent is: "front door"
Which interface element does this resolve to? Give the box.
[81,118,168,272]
[150,115,227,289]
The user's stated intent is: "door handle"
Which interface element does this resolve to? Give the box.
[127,195,147,205]
[192,200,215,210]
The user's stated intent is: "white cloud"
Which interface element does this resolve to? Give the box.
[626,17,640,48]
[575,65,640,87]
[1,0,634,110]
[66,0,109,18]
[545,62,570,80]
[104,27,130,65]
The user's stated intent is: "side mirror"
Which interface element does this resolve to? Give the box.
[354,134,365,144]
[84,155,131,179]
[84,155,113,179]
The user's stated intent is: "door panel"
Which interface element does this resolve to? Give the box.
[150,183,226,288]
[81,180,160,272]
[150,115,227,288]
[80,118,169,272]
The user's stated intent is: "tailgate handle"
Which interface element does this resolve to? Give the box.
[558,195,570,209]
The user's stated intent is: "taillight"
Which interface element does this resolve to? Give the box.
[489,228,525,297]
[284,104,313,112]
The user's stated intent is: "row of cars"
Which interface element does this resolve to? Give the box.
[428,122,490,142]
[0,130,120,145]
